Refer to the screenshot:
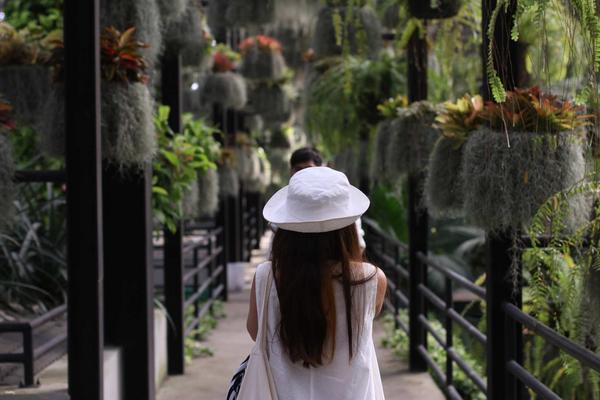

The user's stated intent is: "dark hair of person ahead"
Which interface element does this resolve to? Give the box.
[289,147,323,168]
[270,224,375,368]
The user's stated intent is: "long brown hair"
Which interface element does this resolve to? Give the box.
[271,224,375,368]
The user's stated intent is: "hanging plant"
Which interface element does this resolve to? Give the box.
[0,22,53,123]
[157,0,189,24]
[267,24,311,70]
[311,5,383,60]
[196,167,220,216]
[225,0,275,27]
[370,95,408,186]
[219,149,240,198]
[41,27,156,167]
[243,147,272,194]
[100,0,162,66]
[199,46,247,110]
[239,35,286,80]
[425,94,483,218]
[460,87,593,231]
[408,0,460,19]
[246,83,292,125]
[386,101,441,176]
[164,3,214,67]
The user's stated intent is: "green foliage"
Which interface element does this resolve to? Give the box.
[368,183,408,242]
[183,301,227,363]
[381,311,486,399]
[3,0,63,34]
[152,106,221,233]
[305,54,405,153]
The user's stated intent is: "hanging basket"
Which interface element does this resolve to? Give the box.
[164,4,212,67]
[247,84,291,124]
[219,163,240,198]
[387,101,440,176]
[240,46,286,81]
[225,0,275,27]
[334,147,360,187]
[243,151,272,194]
[312,6,383,60]
[0,66,51,123]
[38,84,65,158]
[370,119,395,186]
[182,180,200,219]
[101,0,163,66]
[39,82,157,168]
[408,0,460,19]
[461,129,588,232]
[101,82,157,167]
[199,72,247,110]
[157,0,189,24]
[197,167,220,216]
[424,137,464,218]
[0,134,15,228]
[267,24,310,70]
[267,147,291,189]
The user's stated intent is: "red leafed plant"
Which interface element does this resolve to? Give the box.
[212,44,240,73]
[48,26,150,84]
[100,26,149,84]
[239,35,282,55]
[481,87,593,134]
[0,98,15,130]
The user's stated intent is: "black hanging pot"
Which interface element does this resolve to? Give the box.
[408,0,460,19]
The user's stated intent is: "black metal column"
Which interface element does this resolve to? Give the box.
[64,0,104,397]
[103,164,155,400]
[161,53,186,375]
[486,232,522,400]
[407,24,429,373]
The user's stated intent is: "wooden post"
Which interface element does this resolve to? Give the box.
[161,53,186,375]
[64,0,104,397]
[407,25,429,373]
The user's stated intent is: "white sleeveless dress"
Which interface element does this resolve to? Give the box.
[254,262,385,400]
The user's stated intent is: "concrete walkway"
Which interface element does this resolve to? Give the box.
[157,237,444,400]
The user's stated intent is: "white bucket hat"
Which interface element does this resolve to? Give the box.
[263,167,370,233]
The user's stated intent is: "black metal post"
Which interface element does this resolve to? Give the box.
[444,277,454,388]
[486,232,522,400]
[408,173,428,372]
[64,0,104,397]
[161,53,186,375]
[103,164,155,400]
[406,20,429,373]
[23,326,34,387]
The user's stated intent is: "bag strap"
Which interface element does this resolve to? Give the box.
[257,268,273,351]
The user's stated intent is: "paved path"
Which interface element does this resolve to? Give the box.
[158,237,444,400]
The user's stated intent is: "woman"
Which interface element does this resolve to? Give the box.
[246,166,387,399]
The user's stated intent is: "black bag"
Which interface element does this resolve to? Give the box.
[227,355,250,400]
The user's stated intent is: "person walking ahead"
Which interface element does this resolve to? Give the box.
[246,166,387,399]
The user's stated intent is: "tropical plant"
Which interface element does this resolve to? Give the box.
[377,94,408,119]
[153,106,221,233]
[2,0,63,34]
[0,21,54,65]
[212,44,240,73]
[434,94,484,147]
[239,35,283,54]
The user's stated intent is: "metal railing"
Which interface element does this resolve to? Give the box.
[0,304,67,386]
[363,217,600,400]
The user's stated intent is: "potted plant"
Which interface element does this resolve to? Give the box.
[0,97,15,227]
[100,0,162,66]
[424,94,483,218]
[246,82,293,126]
[0,22,53,123]
[41,27,157,167]
[386,100,441,176]
[199,45,247,110]
[239,35,286,80]
[311,3,383,60]
[157,0,189,24]
[460,87,591,231]
[164,3,214,67]
[408,0,460,19]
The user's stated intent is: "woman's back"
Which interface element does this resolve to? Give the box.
[255,261,385,400]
